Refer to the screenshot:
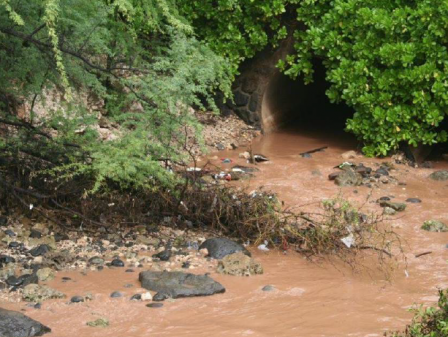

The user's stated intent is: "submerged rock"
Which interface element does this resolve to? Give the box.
[379,200,407,212]
[421,220,448,232]
[199,238,250,259]
[429,170,448,181]
[139,271,225,300]
[0,308,51,337]
[217,252,263,276]
[22,284,65,302]
[86,318,109,328]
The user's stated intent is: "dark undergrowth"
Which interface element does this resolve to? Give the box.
[0,155,403,274]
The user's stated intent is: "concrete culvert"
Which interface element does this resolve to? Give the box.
[261,59,354,133]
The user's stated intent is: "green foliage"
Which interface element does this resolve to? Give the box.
[181,1,448,156]
[179,0,299,75]
[0,0,231,191]
[283,0,448,156]
[391,289,448,337]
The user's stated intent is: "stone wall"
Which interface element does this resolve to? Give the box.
[217,36,295,131]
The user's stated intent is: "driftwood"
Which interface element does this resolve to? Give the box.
[299,146,328,156]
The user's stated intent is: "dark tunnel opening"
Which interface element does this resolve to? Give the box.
[261,59,354,134]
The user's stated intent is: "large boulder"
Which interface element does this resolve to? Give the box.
[0,308,51,337]
[199,238,250,259]
[217,252,263,276]
[139,271,225,300]
[429,170,448,181]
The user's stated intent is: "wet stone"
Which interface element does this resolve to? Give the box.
[110,291,123,298]
[110,259,124,267]
[375,167,389,176]
[0,308,51,336]
[62,277,71,282]
[8,241,21,249]
[406,198,421,203]
[124,284,133,288]
[4,229,15,237]
[199,238,250,259]
[146,303,163,308]
[0,255,15,265]
[70,295,84,303]
[125,269,135,273]
[130,294,142,301]
[379,200,406,212]
[262,285,275,292]
[152,249,171,262]
[153,292,168,302]
[140,271,225,300]
[29,244,50,257]
[6,276,22,287]
[29,229,42,239]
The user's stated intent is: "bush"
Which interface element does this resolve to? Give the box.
[0,0,231,192]
[390,289,448,337]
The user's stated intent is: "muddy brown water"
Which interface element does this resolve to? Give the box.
[3,127,448,337]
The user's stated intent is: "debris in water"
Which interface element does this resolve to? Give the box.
[299,146,328,157]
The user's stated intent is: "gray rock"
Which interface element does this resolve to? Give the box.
[199,238,250,259]
[22,284,65,303]
[334,168,362,187]
[217,252,263,276]
[152,249,171,262]
[70,296,84,303]
[429,170,448,181]
[379,200,407,212]
[262,285,275,292]
[421,220,448,232]
[110,291,123,298]
[0,308,51,336]
[139,271,225,300]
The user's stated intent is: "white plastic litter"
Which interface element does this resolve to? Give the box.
[257,240,270,251]
[29,204,34,210]
[341,233,355,248]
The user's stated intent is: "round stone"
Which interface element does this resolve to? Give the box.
[110,291,123,298]
[262,285,275,292]
[406,198,421,203]
[130,294,142,301]
[6,276,22,287]
[110,259,124,267]
[71,296,84,303]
